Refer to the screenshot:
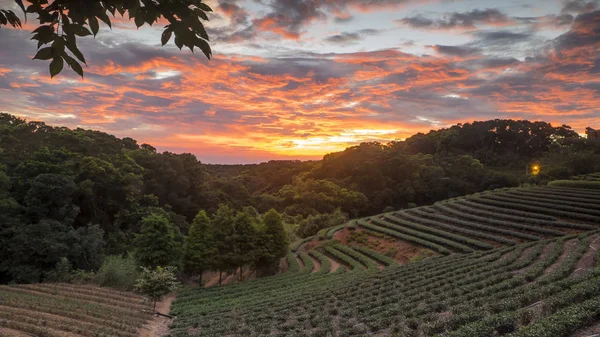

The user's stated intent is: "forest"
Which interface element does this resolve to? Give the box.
[1,113,599,284]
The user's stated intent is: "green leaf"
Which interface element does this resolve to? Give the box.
[89,16,99,36]
[33,47,53,60]
[161,28,173,46]
[49,56,64,78]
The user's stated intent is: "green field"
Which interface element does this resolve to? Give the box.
[169,185,600,337]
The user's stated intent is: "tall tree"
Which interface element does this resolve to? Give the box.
[232,208,259,281]
[134,212,180,268]
[255,209,288,276]
[183,210,217,284]
[211,204,236,285]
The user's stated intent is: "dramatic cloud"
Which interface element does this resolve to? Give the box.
[0,1,598,163]
[398,9,512,30]
[324,29,382,45]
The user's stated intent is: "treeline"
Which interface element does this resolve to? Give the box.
[2,114,599,283]
[139,205,287,284]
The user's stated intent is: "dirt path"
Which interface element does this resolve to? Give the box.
[280,257,289,273]
[572,235,600,277]
[202,271,221,287]
[139,293,176,337]
[309,254,321,273]
[329,257,342,272]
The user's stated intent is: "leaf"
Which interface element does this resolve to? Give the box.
[161,28,173,46]
[196,38,212,60]
[49,56,64,78]
[33,47,53,60]
[134,15,144,28]
[89,16,99,36]
[65,40,86,64]
[174,34,183,50]
[15,0,26,14]
[63,54,84,78]
[72,25,92,37]
[197,3,213,12]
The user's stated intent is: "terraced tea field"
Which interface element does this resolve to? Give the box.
[0,283,152,337]
[169,185,600,337]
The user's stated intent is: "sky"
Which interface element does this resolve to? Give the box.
[0,0,599,164]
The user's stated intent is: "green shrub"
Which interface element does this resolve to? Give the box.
[94,253,139,290]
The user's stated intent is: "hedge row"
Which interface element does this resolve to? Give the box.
[503,191,600,211]
[548,180,600,190]
[470,196,600,223]
[322,246,363,271]
[513,188,600,204]
[357,219,451,255]
[286,253,300,273]
[484,193,600,217]
[454,199,556,221]
[298,253,314,274]
[385,212,495,250]
[308,251,331,275]
[409,208,540,241]
[351,245,398,267]
[370,216,475,253]
[430,203,565,237]
[444,200,595,231]
[331,244,379,270]
[396,208,516,246]
[290,236,315,252]
[326,224,347,239]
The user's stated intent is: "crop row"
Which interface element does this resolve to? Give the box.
[443,200,595,231]
[409,208,540,241]
[383,213,494,250]
[357,219,451,255]
[350,245,397,266]
[308,251,332,275]
[369,216,474,253]
[330,244,380,270]
[322,246,363,271]
[427,204,565,237]
[468,196,600,223]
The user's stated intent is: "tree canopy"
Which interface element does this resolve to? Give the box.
[0,0,213,77]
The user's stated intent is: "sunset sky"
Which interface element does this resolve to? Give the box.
[0,0,599,163]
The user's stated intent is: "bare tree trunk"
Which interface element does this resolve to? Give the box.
[153,299,156,313]
[239,266,243,281]
[199,269,203,286]
[219,271,222,286]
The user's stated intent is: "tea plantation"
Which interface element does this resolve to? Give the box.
[0,283,152,337]
[169,185,600,337]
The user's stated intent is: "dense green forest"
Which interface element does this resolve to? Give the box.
[1,113,599,284]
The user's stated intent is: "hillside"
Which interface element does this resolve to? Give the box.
[169,184,600,337]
